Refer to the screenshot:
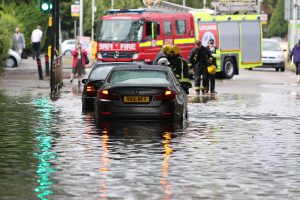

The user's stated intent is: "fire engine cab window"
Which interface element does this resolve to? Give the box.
[175,20,186,35]
[164,21,172,36]
[145,21,160,40]
[98,19,143,42]
[145,22,152,40]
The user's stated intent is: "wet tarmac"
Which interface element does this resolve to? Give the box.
[1,77,300,199]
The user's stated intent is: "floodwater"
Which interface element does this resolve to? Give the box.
[1,87,300,200]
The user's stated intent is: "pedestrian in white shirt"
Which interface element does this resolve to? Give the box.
[31,25,43,59]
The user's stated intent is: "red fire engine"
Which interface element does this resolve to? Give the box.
[95,9,195,63]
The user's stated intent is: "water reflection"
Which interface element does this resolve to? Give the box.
[160,131,173,200]
[95,120,179,199]
[32,98,57,200]
[189,94,217,103]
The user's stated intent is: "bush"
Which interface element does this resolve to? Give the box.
[0,11,17,75]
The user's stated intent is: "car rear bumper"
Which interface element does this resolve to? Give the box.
[261,62,285,68]
[96,101,179,120]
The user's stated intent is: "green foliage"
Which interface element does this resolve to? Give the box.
[14,3,49,51]
[0,9,18,74]
[60,1,73,39]
[267,0,287,37]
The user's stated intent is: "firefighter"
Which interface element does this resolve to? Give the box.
[168,45,191,94]
[206,39,217,93]
[187,40,212,95]
[153,44,171,65]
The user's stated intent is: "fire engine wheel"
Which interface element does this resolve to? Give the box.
[223,57,236,79]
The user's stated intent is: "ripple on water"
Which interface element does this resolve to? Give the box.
[1,90,300,199]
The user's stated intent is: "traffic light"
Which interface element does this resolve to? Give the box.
[40,0,53,13]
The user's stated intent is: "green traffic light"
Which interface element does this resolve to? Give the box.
[41,3,49,11]
[40,0,52,12]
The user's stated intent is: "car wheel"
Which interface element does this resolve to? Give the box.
[63,50,72,56]
[275,68,280,72]
[185,108,188,119]
[6,56,17,68]
[222,57,235,79]
[281,67,285,72]
[82,101,87,112]
[180,106,188,122]
[248,68,253,70]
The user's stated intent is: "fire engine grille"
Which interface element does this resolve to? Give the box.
[100,51,136,59]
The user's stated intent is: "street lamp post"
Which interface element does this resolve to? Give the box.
[293,0,298,47]
[79,0,83,36]
[92,0,95,41]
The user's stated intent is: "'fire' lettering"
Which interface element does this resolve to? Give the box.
[99,43,113,50]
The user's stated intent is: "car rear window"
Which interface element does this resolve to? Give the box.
[89,65,115,80]
[108,70,169,84]
[263,40,281,51]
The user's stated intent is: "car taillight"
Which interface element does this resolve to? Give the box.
[86,83,96,94]
[154,90,176,101]
[99,89,119,100]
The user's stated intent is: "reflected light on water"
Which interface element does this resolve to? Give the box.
[32,98,56,200]
[98,126,111,199]
[160,131,173,200]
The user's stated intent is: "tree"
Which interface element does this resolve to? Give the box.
[267,0,287,37]
[0,7,18,74]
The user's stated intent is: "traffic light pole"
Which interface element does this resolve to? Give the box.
[55,0,60,55]
[50,0,55,94]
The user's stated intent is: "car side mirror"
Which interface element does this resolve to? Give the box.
[82,79,87,84]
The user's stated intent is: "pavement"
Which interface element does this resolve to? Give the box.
[0,55,94,95]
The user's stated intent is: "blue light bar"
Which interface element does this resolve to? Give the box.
[106,9,148,15]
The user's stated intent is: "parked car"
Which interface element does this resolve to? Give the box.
[6,49,21,68]
[94,64,188,121]
[260,38,286,72]
[81,62,140,110]
[61,39,77,56]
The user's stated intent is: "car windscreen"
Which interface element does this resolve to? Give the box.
[108,70,169,84]
[89,65,115,80]
[263,41,282,51]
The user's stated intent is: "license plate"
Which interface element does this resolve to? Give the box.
[123,96,149,103]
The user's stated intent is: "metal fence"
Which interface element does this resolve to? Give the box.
[211,0,258,14]
[51,56,63,98]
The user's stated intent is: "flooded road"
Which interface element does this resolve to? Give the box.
[1,69,300,199]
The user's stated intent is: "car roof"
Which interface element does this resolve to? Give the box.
[62,39,77,43]
[91,62,141,70]
[94,62,138,66]
[263,38,280,43]
[110,64,168,71]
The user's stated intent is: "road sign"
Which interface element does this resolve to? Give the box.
[71,4,80,17]
[261,14,268,25]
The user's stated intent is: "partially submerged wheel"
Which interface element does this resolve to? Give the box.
[6,56,17,68]
[63,50,72,56]
[222,57,235,79]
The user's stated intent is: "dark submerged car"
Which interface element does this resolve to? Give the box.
[94,64,188,121]
[81,62,139,110]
